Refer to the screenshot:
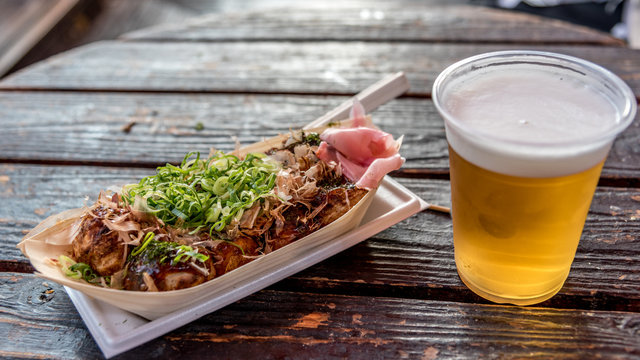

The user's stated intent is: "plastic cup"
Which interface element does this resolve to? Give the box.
[432,51,636,305]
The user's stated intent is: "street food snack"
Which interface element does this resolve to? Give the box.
[18,101,404,318]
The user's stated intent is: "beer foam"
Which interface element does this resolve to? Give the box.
[440,66,621,177]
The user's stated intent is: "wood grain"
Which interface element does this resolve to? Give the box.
[0,93,637,182]
[6,0,484,76]
[1,273,639,359]
[2,165,638,311]
[1,42,639,97]
[123,5,622,45]
[0,92,354,166]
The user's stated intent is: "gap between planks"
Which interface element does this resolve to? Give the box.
[1,262,637,313]
[0,87,428,98]
[118,37,625,47]
[0,159,638,188]
[0,86,637,103]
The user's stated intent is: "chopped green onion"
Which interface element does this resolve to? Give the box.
[69,263,99,283]
[128,238,210,266]
[213,176,229,196]
[58,255,104,285]
[121,151,280,233]
[131,232,155,257]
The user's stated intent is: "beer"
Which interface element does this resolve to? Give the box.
[450,146,603,304]
[432,51,636,305]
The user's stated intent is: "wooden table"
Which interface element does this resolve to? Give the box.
[1,2,639,358]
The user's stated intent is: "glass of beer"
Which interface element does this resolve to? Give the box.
[432,51,636,305]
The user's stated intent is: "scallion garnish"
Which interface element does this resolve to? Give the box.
[121,151,280,233]
[130,232,155,257]
[128,237,210,266]
[58,255,107,285]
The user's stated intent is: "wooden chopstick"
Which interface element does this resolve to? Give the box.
[304,72,451,215]
[426,204,451,214]
[304,72,410,129]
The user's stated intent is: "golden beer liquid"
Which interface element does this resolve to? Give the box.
[449,146,604,305]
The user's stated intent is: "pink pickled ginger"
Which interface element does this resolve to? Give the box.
[316,99,405,189]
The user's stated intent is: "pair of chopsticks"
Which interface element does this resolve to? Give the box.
[307,72,451,214]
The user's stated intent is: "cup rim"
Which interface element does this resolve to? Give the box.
[432,50,637,149]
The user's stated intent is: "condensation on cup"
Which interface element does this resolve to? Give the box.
[432,51,636,305]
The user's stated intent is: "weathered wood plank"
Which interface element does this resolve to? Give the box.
[2,165,638,311]
[1,42,639,97]
[0,93,637,181]
[1,273,639,359]
[0,273,100,359]
[123,5,622,45]
[89,0,479,47]
[0,92,355,166]
[0,93,448,168]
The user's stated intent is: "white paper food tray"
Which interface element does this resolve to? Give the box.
[66,176,428,358]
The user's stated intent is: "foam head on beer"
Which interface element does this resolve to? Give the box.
[432,51,636,305]
[436,54,635,178]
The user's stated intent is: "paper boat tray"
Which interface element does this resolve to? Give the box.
[20,186,376,320]
[67,176,425,358]
[18,122,382,320]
